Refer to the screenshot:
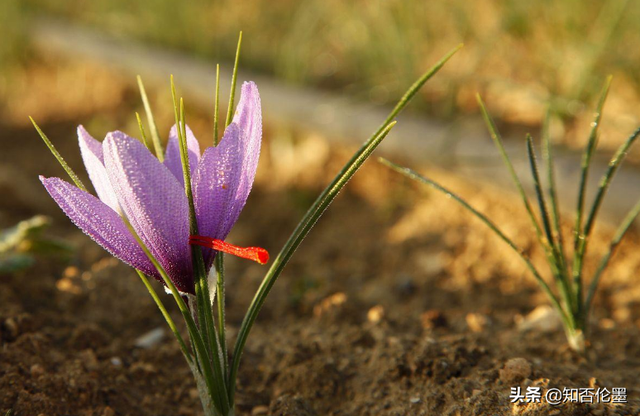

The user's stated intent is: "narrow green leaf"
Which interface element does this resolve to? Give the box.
[526,135,555,247]
[0,215,51,253]
[585,197,640,315]
[571,76,616,312]
[541,108,568,270]
[137,75,164,161]
[572,125,640,313]
[136,270,192,363]
[135,112,152,151]
[228,45,462,403]
[583,126,640,238]
[214,253,227,379]
[380,158,568,324]
[476,96,545,242]
[225,32,243,128]
[376,44,462,138]
[122,216,226,413]
[229,120,396,401]
[573,76,611,250]
[214,64,221,146]
[31,117,87,192]
[527,134,575,313]
[170,82,198,233]
[171,77,229,411]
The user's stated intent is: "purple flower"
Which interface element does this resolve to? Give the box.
[40,82,266,294]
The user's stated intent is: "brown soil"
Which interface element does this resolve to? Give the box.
[1,59,639,416]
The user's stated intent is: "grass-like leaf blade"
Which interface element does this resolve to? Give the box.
[171,77,229,411]
[379,157,567,323]
[225,32,243,128]
[476,96,545,243]
[214,64,221,146]
[573,76,611,249]
[585,197,640,314]
[137,75,164,161]
[227,44,461,402]
[541,109,568,270]
[30,117,87,192]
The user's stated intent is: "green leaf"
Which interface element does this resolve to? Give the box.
[541,108,568,273]
[585,197,640,314]
[122,215,229,414]
[0,253,35,273]
[526,134,555,248]
[228,43,463,403]
[213,64,221,146]
[135,112,152,151]
[476,96,545,243]
[583,126,640,239]
[137,76,164,161]
[379,157,567,325]
[171,76,227,410]
[31,118,87,192]
[527,134,575,315]
[0,215,51,253]
[573,76,611,250]
[225,32,243,128]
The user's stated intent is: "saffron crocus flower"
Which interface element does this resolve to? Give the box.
[40,82,267,294]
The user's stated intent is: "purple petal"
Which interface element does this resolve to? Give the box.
[193,82,262,247]
[193,124,242,243]
[40,176,156,277]
[232,82,262,194]
[77,126,121,213]
[164,124,201,187]
[104,131,194,293]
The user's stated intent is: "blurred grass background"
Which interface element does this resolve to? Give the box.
[2,0,640,148]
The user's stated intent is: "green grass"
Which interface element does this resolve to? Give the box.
[381,86,640,353]
[14,0,640,121]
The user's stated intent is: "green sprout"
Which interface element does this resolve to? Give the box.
[0,215,72,273]
[381,79,640,353]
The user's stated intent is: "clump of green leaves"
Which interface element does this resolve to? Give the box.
[0,215,72,273]
[34,30,461,414]
[382,78,640,353]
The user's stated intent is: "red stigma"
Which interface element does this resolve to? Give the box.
[189,235,269,264]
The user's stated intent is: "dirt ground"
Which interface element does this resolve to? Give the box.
[1,59,639,416]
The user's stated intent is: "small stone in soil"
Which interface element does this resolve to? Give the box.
[313,292,347,318]
[79,349,99,371]
[251,405,269,415]
[30,363,45,377]
[466,313,489,333]
[395,275,416,297]
[100,406,115,416]
[367,305,385,323]
[3,317,19,339]
[410,397,421,404]
[134,327,165,348]
[515,305,561,333]
[188,388,199,400]
[421,309,448,329]
[499,358,532,384]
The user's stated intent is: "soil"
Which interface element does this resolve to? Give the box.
[1,59,639,416]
